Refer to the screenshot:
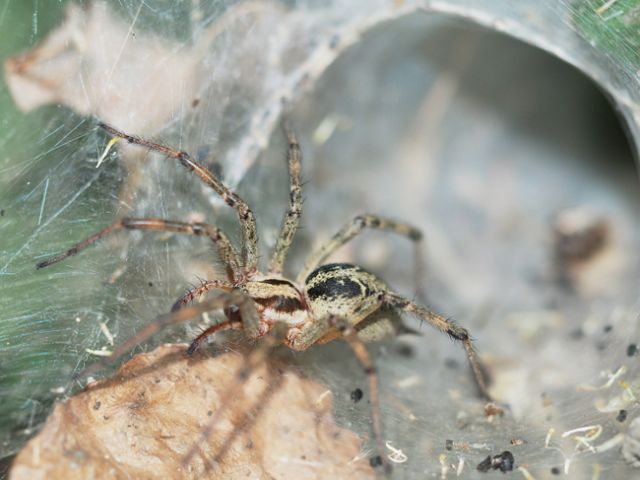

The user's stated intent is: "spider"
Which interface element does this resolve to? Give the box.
[37,122,490,473]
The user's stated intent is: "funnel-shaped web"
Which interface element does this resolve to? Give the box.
[2,1,640,478]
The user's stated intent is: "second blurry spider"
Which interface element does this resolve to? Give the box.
[38,122,491,472]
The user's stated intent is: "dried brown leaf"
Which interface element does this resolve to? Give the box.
[10,344,373,480]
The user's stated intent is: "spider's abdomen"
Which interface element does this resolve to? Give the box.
[304,263,387,320]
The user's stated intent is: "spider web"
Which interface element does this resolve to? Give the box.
[2,0,640,478]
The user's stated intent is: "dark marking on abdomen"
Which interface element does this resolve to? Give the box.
[307,277,362,301]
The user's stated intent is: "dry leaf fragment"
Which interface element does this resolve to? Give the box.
[10,344,373,479]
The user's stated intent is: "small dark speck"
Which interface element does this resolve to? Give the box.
[207,410,213,417]
[569,328,584,340]
[148,282,154,287]
[444,358,459,369]
[551,466,561,475]
[603,324,613,333]
[369,455,383,468]
[350,388,363,403]
[617,409,627,422]
[0,209,4,216]
[395,342,414,358]
[477,451,515,474]
[93,400,101,411]
[191,97,201,108]
[627,343,638,357]
[445,439,453,450]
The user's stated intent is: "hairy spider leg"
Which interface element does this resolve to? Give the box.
[98,122,259,275]
[74,290,261,380]
[384,292,491,400]
[37,218,239,279]
[183,322,289,467]
[329,315,391,475]
[171,279,233,312]
[268,123,303,274]
[282,273,392,471]
[297,214,426,301]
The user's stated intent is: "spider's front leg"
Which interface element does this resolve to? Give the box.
[268,123,303,275]
[36,217,240,281]
[185,288,262,354]
[170,279,232,312]
[99,123,259,273]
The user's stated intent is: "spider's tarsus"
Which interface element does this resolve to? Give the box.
[36,254,66,269]
[186,341,199,356]
[369,455,392,475]
[170,300,185,313]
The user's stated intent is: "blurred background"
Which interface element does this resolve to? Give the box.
[1,1,640,478]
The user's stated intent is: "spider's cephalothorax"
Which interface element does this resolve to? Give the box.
[38,122,490,472]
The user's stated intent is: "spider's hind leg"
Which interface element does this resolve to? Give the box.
[384,292,491,400]
[297,214,426,301]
